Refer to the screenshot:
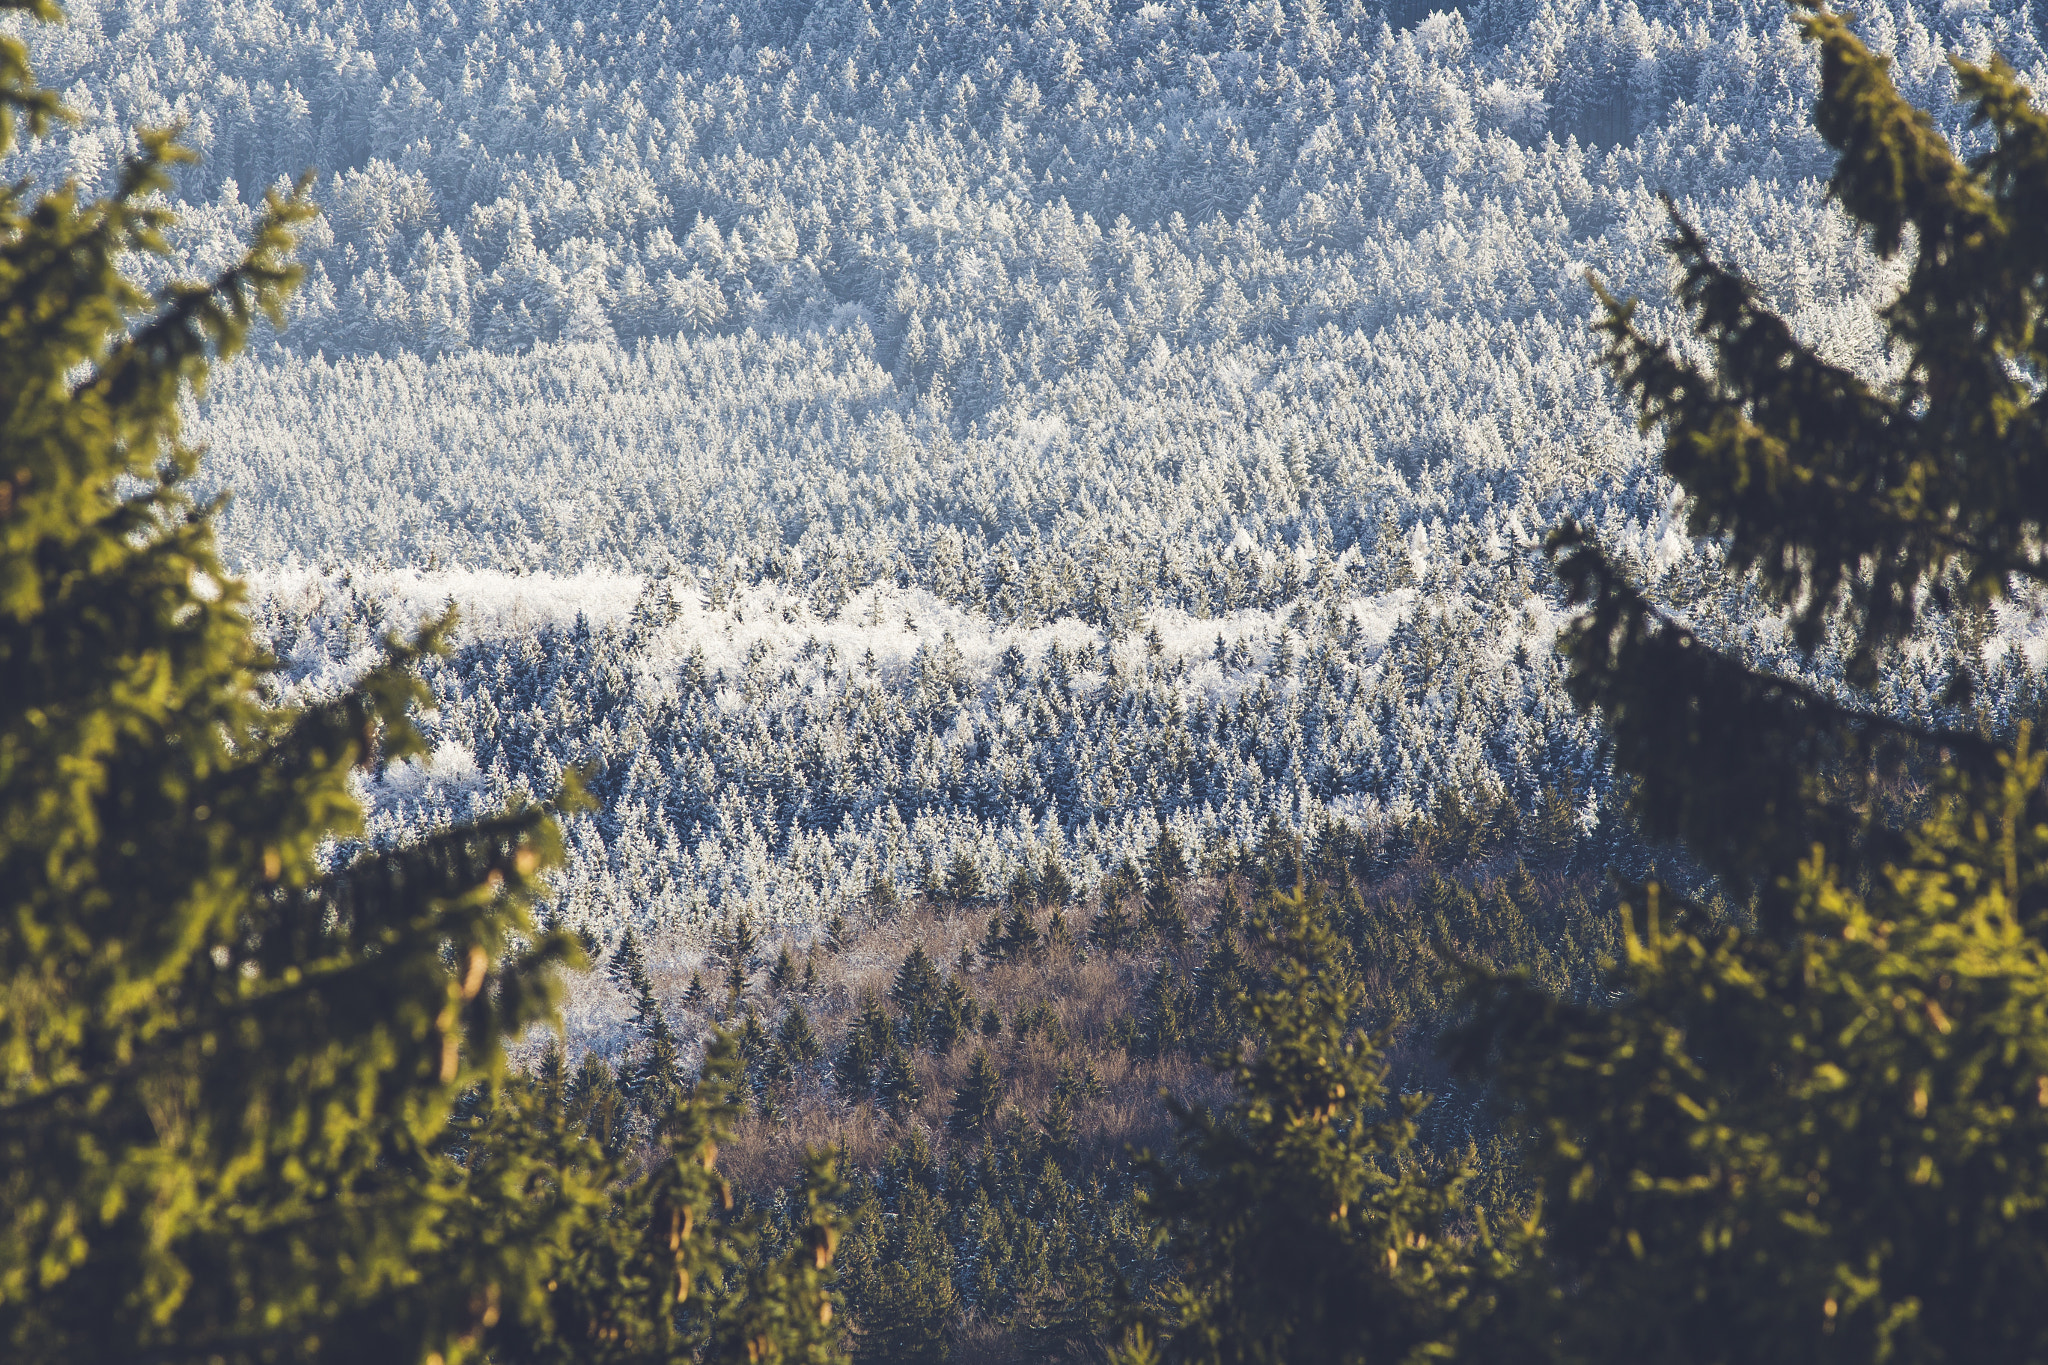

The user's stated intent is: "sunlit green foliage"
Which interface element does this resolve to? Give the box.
[476,1039,845,1365]
[1453,4,2048,1360]
[1130,886,1523,1363]
[0,7,847,1360]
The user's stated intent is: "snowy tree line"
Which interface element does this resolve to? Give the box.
[12,0,2043,941]
[251,550,2045,937]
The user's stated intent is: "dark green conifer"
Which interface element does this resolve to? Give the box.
[1417,870,1470,954]
[725,913,761,970]
[1144,877,1191,945]
[1269,629,1293,678]
[1506,860,1542,914]
[502,1036,848,1364]
[1133,888,1514,1363]
[890,946,946,1046]
[866,875,901,923]
[1151,828,1193,884]
[1253,816,1302,890]
[0,19,599,1356]
[1193,932,1253,1057]
[836,1029,879,1103]
[1452,11,2048,1360]
[1040,1091,1077,1157]
[778,1004,824,1068]
[607,924,649,992]
[931,978,975,1053]
[1013,1001,1062,1044]
[841,1181,955,1364]
[1141,965,1190,1060]
[947,1048,1005,1140]
[1214,881,1246,938]
[1001,905,1044,958]
[769,943,798,994]
[1107,857,1145,905]
[876,1044,925,1119]
[1089,897,1140,956]
[568,1050,632,1158]
[944,851,986,905]
[627,978,687,1119]
[736,1007,771,1087]
[1528,787,1579,865]
[1038,856,1076,906]
[836,992,892,1102]
[0,14,854,1359]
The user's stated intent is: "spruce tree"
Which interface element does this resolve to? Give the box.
[1213,881,1246,938]
[1001,904,1044,958]
[979,911,1007,963]
[1140,965,1190,1060]
[725,914,761,972]
[946,1048,1004,1140]
[0,13,852,1359]
[889,946,945,1046]
[1038,856,1076,907]
[1130,887,1515,1363]
[930,978,975,1053]
[1143,876,1191,946]
[626,978,686,1120]
[778,1005,824,1069]
[607,925,649,993]
[943,851,986,905]
[1039,1091,1077,1158]
[1151,828,1193,885]
[1090,897,1141,956]
[0,24,587,1359]
[479,1037,847,1365]
[836,1027,879,1103]
[568,1052,632,1159]
[1457,8,2048,1361]
[875,1044,925,1119]
[736,1009,772,1096]
[1192,932,1253,1058]
[841,1181,955,1364]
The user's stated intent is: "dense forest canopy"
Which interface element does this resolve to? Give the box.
[18,0,2033,952]
[11,0,2048,1359]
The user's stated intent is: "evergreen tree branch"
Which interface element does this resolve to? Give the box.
[1548,521,1997,923]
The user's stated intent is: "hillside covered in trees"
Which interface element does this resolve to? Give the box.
[12,0,2041,963]
[11,0,2048,1359]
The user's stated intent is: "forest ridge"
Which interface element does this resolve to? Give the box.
[10,0,2048,1360]
[10,0,2042,964]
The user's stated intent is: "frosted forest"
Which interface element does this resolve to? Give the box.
[17,0,2048,1023]
[21,0,2048,1355]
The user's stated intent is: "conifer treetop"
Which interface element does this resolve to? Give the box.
[0,5,597,1355]
[1594,0,2048,671]
[1561,0,2048,912]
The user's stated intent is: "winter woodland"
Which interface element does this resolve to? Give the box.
[16,0,2048,958]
